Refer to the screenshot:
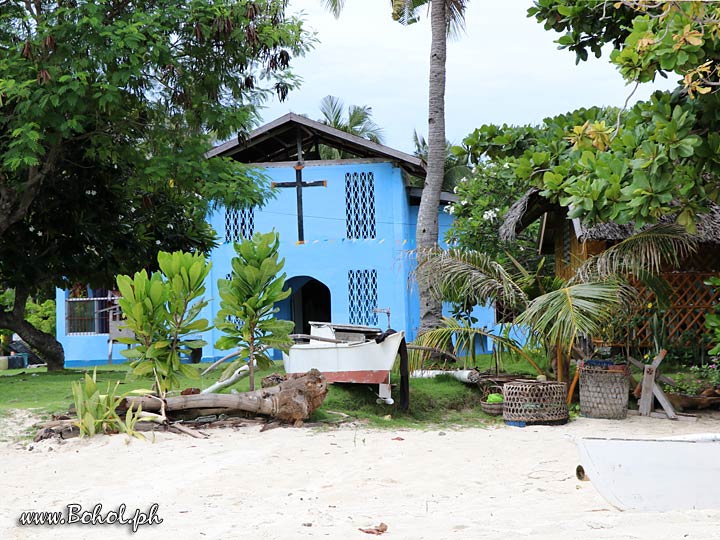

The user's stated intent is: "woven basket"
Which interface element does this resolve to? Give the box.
[480,385,504,416]
[503,380,568,425]
[579,367,629,420]
[480,401,504,416]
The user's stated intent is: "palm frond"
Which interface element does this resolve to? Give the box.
[319,95,344,128]
[320,0,345,18]
[445,0,468,39]
[573,223,698,283]
[414,317,544,375]
[412,129,427,159]
[347,105,385,143]
[516,281,629,356]
[392,0,425,25]
[391,0,467,37]
[414,248,528,311]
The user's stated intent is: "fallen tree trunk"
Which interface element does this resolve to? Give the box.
[124,369,328,423]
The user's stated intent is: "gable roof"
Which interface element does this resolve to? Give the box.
[208,113,426,178]
[500,188,720,246]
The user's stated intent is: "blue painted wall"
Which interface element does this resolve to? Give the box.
[57,159,499,366]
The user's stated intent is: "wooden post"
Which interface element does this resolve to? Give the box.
[566,367,580,405]
[637,349,680,420]
[638,364,656,416]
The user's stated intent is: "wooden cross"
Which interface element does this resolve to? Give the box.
[271,164,326,243]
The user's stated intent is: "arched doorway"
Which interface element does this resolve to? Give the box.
[279,276,332,336]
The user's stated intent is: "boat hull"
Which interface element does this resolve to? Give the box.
[284,331,404,385]
[576,434,720,511]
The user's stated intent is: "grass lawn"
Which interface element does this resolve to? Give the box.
[0,360,515,428]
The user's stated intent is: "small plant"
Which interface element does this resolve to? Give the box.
[215,231,294,391]
[116,251,211,395]
[71,369,144,439]
[72,369,124,437]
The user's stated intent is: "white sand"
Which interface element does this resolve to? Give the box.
[2,413,720,540]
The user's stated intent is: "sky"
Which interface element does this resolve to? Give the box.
[259,1,677,154]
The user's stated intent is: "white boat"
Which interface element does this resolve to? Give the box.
[284,322,404,404]
[575,433,720,511]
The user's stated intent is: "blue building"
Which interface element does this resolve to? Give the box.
[57,114,496,367]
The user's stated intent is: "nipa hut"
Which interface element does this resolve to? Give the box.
[500,188,720,353]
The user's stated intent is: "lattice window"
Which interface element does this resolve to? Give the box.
[594,272,720,349]
[348,269,378,326]
[66,297,111,335]
[224,207,255,243]
[345,172,376,239]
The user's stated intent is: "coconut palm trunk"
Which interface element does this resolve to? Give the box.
[321,0,464,334]
[416,0,447,333]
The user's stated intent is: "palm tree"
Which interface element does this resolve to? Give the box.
[415,224,698,380]
[321,0,469,335]
[317,95,385,159]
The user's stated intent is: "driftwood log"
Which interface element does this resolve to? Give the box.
[34,370,328,441]
[123,369,328,423]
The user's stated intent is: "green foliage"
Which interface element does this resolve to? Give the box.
[214,231,294,390]
[411,130,471,193]
[0,0,311,368]
[447,118,578,269]
[0,289,56,335]
[667,363,720,396]
[25,298,56,335]
[517,281,628,357]
[524,1,720,230]
[416,224,692,376]
[485,393,504,404]
[116,251,211,394]
[71,368,142,438]
[706,277,720,356]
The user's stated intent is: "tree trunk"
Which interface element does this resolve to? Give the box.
[0,144,61,237]
[416,0,447,334]
[125,369,328,423]
[0,287,65,371]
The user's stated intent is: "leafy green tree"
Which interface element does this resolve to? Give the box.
[0,0,310,370]
[526,0,720,230]
[116,252,212,395]
[444,123,553,267]
[215,231,294,391]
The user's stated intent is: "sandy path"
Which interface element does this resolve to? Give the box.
[1,413,719,540]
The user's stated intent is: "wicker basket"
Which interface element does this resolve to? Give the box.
[480,385,504,416]
[503,380,568,426]
[480,400,504,416]
[579,366,629,419]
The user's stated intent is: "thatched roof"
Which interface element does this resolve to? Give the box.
[499,188,555,242]
[500,188,720,245]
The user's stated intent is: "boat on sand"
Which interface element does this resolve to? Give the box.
[575,433,720,511]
